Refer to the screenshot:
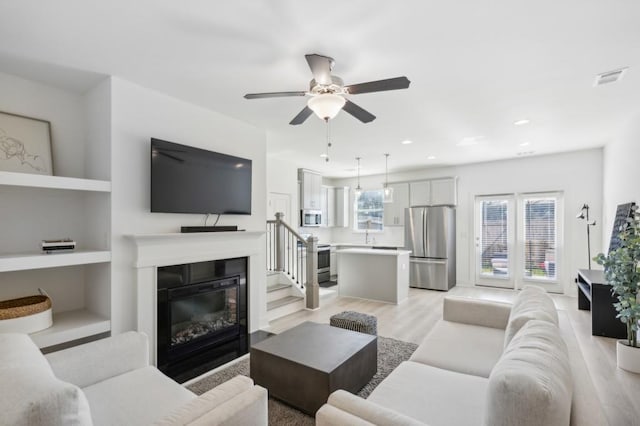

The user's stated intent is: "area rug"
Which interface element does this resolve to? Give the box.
[187,335,418,425]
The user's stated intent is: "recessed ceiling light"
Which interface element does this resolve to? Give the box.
[457,136,482,146]
[401,140,413,145]
[513,119,530,126]
[320,154,328,158]
[427,155,436,160]
[519,142,530,147]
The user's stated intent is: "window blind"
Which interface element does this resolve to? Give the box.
[480,200,509,276]
[523,197,556,279]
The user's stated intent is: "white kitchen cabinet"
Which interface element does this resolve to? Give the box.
[326,187,336,227]
[384,182,409,226]
[430,177,457,205]
[299,169,322,210]
[409,178,457,207]
[320,185,328,226]
[333,186,350,227]
[320,186,348,228]
[409,181,431,206]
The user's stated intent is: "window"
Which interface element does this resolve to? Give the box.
[522,196,558,281]
[354,190,384,231]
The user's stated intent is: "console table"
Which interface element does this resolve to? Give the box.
[576,269,626,338]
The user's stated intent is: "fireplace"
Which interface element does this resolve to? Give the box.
[157,257,248,382]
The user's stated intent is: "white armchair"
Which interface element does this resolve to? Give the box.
[0,331,267,426]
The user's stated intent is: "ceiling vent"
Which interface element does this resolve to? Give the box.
[594,67,628,86]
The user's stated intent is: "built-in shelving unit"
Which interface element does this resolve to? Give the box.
[0,69,112,350]
[0,250,111,273]
[0,171,111,192]
[30,309,111,349]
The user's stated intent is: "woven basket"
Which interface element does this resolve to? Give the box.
[0,290,53,334]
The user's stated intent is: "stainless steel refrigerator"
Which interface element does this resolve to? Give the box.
[404,206,456,290]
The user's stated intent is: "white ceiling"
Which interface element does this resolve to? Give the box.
[1,0,639,177]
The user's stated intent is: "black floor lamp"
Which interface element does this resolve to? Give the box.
[576,204,597,269]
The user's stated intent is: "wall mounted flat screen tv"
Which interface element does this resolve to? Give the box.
[151,138,252,215]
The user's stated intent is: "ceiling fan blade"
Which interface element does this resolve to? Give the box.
[344,76,411,95]
[305,54,334,85]
[289,106,314,125]
[342,100,376,123]
[244,91,307,99]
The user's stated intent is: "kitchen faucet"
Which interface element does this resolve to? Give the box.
[365,219,372,245]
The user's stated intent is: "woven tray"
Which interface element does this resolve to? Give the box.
[0,295,52,320]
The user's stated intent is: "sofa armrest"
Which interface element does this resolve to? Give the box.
[45,331,149,388]
[316,390,427,426]
[443,296,511,329]
[155,376,267,426]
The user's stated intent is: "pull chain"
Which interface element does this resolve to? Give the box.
[325,119,331,162]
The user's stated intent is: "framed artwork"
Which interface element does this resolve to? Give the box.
[0,111,53,175]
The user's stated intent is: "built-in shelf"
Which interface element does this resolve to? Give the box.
[30,309,111,349]
[0,170,111,192]
[0,250,111,273]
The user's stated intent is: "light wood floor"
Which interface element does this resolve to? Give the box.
[265,286,640,426]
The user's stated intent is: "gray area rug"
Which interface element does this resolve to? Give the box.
[187,335,418,425]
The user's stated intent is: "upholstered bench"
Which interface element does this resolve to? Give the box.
[330,311,377,335]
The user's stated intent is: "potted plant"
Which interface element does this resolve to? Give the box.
[595,206,640,373]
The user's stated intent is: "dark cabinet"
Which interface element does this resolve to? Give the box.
[576,269,626,338]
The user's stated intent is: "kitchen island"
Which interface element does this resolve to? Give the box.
[336,248,411,304]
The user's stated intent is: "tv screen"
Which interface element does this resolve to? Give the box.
[151,138,252,215]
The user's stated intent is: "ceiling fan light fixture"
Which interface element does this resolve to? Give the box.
[308,93,346,120]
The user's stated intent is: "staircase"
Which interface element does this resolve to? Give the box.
[266,271,305,321]
[266,212,320,322]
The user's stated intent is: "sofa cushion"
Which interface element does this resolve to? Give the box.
[0,333,92,426]
[368,361,487,426]
[486,320,572,426]
[504,285,558,347]
[82,366,194,426]
[409,320,505,377]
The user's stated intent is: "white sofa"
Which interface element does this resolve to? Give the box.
[0,331,267,426]
[317,286,573,426]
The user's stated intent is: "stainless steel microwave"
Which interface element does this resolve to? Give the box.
[301,210,322,227]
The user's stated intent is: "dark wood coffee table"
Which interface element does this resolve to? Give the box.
[250,321,377,415]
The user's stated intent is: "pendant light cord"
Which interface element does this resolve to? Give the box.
[384,153,389,188]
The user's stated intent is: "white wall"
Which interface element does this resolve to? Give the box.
[110,77,267,333]
[327,149,603,295]
[602,115,640,251]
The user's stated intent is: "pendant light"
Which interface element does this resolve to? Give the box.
[383,153,394,203]
[355,157,362,197]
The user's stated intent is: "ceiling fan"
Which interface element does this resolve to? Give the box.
[244,54,411,125]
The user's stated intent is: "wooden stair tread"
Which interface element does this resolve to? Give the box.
[267,295,304,311]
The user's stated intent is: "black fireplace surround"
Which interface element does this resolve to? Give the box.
[157,257,248,382]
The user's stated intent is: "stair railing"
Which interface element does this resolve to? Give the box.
[266,212,319,309]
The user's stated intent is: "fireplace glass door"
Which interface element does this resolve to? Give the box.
[168,278,239,349]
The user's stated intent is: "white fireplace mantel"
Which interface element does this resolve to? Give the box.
[127,231,268,364]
